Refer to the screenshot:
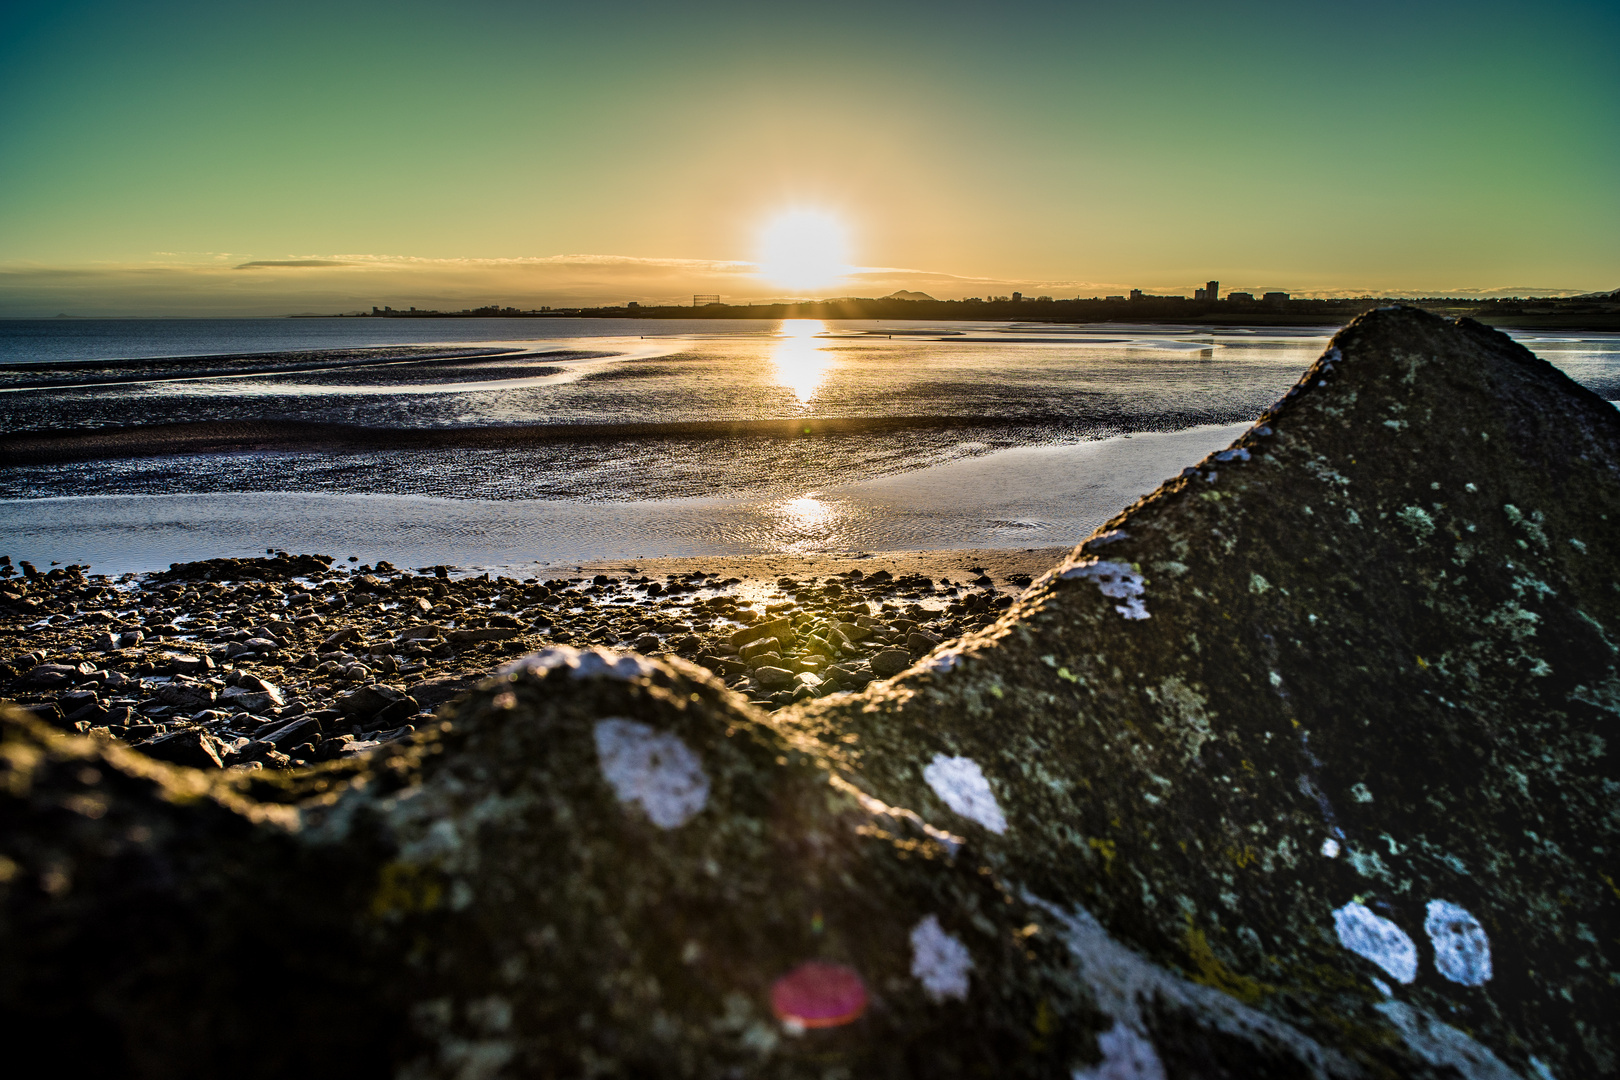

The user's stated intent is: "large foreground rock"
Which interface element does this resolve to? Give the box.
[1,308,1615,1078]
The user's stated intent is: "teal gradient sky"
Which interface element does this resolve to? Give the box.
[1,0,1616,313]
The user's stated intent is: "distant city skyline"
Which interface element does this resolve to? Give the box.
[1,0,1615,315]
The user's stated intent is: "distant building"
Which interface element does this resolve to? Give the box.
[693,294,721,307]
[1194,279,1220,301]
[627,301,639,309]
[1011,292,1023,302]
[1105,295,1127,302]
[1227,292,1255,302]
[1263,291,1291,302]
[1129,289,1143,301]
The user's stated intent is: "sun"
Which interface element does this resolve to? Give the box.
[756,209,850,293]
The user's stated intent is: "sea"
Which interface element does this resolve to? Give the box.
[2,317,1617,574]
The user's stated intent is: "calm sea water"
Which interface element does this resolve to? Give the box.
[2,318,1616,571]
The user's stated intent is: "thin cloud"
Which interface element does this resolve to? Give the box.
[234,260,354,269]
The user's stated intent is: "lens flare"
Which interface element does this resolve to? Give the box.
[757,210,850,292]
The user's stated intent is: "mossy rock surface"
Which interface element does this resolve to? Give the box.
[1,307,1615,1078]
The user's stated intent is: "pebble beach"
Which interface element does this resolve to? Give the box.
[0,545,1066,769]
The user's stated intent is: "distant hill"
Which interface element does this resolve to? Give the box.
[882,290,938,302]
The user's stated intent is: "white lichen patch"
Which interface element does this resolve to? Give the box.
[1424,900,1492,986]
[1503,504,1548,548]
[909,914,973,1002]
[1062,559,1149,620]
[593,718,710,829]
[502,645,656,682]
[923,754,1007,834]
[1073,1020,1167,1080]
[1321,838,1341,858]
[1347,846,1391,882]
[1333,902,1417,983]
[1397,505,1436,540]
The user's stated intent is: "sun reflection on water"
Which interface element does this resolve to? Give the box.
[769,493,847,552]
[779,495,835,529]
[770,319,835,404]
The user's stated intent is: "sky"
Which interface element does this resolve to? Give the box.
[0,0,1616,314]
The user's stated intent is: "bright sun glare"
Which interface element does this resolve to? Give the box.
[757,210,850,293]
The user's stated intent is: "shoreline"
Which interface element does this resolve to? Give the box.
[570,545,1070,591]
[0,425,1248,574]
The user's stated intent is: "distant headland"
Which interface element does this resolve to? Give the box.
[317,286,1620,331]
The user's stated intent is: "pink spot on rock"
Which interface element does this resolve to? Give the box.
[770,961,867,1029]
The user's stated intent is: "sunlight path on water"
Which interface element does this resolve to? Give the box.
[769,320,835,404]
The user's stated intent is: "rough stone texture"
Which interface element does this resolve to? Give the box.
[0,308,1615,1079]
[797,306,1620,1079]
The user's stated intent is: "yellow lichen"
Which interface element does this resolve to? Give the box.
[1182,922,1272,1005]
[370,861,444,918]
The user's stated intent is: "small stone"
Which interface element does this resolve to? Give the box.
[156,682,216,710]
[868,649,911,678]
[753,666,795,691]
[740,637,782,662]
[336,683,406,719]
[320,627,360,651]
[906,631,940,655]
[138,729,226,769]
[256,717,321,749]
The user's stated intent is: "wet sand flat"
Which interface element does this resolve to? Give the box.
[0,424,1245,575]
